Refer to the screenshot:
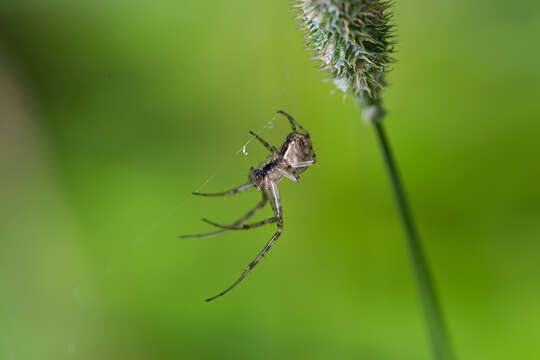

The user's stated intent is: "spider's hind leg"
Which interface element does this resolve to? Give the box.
[180,192,267,238]
[202,217,276,230]
[204,182,283,302]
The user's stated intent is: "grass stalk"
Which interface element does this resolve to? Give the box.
[295,1,456,357]
[371,114,455,360]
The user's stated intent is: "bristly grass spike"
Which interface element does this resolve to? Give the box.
[296,0,394,122]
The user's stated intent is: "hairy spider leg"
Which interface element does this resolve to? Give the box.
[202,217,276,230]
[192,183,252,197]
[276,110,317,163]
[284,160,315,181]
[290,160,315,168]
[279,169,299,182]
[248,131,278,153]
[180,193,268,238]
[205,181,283,302]
[276,110,297,132]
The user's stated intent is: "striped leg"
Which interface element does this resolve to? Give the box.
[205,181,283,302]
[202,217,276,230]
[193,183,252,197]
[248,131,278,153]
[180,193,267,238]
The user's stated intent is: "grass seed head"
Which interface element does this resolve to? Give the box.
[296,0,394,119]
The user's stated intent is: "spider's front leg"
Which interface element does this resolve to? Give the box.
[249,131,278,153]
[277,110,310,137]
[205,181,283,302]
[280,169,300,183]
[281,161,315,183]
[290,160,315,169]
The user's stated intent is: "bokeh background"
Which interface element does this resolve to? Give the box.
[1,1,540,359]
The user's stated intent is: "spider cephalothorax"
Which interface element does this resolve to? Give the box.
[182,110,316,301]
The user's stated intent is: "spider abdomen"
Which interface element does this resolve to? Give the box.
[281,133,314,175]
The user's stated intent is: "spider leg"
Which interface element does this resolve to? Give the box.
[179,228,228,239]
[279,169,299,182]
[180,193,267,238]
[205,229,282,302]
[269,180,282,219]
[310,147,317,164]
[205,181,283,302]
[289,160,315,169]
[193,183,252,197]
[202,217,276,230]
[248,131,278,153]
[277,110,313,136]
[276,110,298,132]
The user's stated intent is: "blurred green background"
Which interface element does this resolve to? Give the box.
[1,1,540,359]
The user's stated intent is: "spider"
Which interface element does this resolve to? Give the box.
[181,110,316,301]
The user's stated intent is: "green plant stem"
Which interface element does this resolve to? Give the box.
[372,119,455,360]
